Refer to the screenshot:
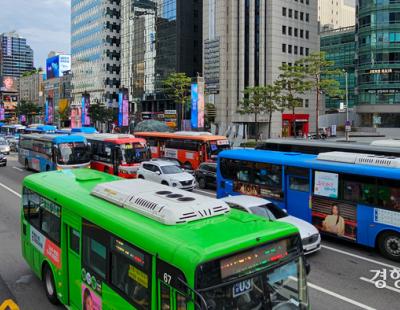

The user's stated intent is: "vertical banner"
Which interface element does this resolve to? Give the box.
[81,93,90,126]
[0,103,4,121]
[197,77,205,129]
[191,83,198,129]
[118,88,129,127]
[48,98,54,124]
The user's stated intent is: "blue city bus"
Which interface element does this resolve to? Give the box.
[217,149,400,261]
[71,126,98,134]
[18,134,91,172]
[0,124,26,137]
[24,125,57,134]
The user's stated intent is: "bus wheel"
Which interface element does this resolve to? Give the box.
[198,178,206,189]
[138,175,144,179]
[46,165,50,172]
[161,181,169,186]
[42,264,60,305]
[378,231,400,261]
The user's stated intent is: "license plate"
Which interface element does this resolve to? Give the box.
[232,279,253,298]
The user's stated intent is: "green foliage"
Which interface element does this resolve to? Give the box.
[277,63,309,114]
[88,103,114,124]
[163,72,191,129]
[15,101,41,116]
[297,51,344,133]
[261,84,284,138]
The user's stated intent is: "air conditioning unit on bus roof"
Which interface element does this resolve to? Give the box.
[91,179,230,225]
[317,151,400,168]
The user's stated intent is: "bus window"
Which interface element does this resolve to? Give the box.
[289,176,309,192]
[69,228,80,255]
[176,293,187,310]
[341,174,376,205]
[110,237,151,309]
[23,188,41,228]
[160,283,171,310]
[377,179,400,211]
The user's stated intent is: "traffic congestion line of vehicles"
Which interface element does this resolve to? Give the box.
[21,169,311,309]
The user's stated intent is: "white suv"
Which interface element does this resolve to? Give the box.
[137,160,196,191]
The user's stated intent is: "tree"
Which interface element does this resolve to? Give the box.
[15,101,42,124]
[297,51,343,135]
[261,84,283,139]
[88,102,114,125]
[163,72,191,130]
[277,64,309,136]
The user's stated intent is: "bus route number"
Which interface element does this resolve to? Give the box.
[233,279,253,297]
[163,272,172,284]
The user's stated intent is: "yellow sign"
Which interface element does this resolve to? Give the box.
[58,99,69,113]
[128,265,148,288]
[0,299,19,310]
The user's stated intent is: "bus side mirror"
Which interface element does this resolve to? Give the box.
[305,259,311,275]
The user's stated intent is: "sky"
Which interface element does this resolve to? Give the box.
[0,0,70,69]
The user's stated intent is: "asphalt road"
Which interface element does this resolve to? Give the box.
[0,153,399,310]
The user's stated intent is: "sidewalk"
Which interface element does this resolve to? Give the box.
[0,275,18,310]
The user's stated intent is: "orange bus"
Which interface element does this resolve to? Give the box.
[134,131,230,170]
[85,134,150,178]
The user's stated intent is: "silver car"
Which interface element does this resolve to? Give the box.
[0,138,10,155]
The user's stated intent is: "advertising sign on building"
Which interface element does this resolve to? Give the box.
[45,98,54,124]
[81,93,90,126]
[46,55,71,79]
[191,78,205,129]
[0,76,18,92]
[0,104,4,121]
[118,88,129,127]
[191,83,198,129]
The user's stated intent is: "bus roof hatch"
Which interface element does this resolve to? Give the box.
[91,179,230,225]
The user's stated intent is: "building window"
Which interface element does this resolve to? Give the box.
[300,46,304,55]
[282,7,287,16]
[282,44,287,53]
[300,12,304,21]
[305,48,309,56]
[288,45,292,54]
[282,25,287,35]
[294,28,298,37]
[306,13,309,22]
[300,29,304,38]
[294,10,298,19]
[294,46,298,55]
[288,27,292,36]
[289,9,293,18]
[306,30,309,39]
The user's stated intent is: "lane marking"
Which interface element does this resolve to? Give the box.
[321,245,400,270]
[360,277,400,294]
[12,166,24,172]
[0,182,21,198]
[0,299,19,310]
[307,281,376,310]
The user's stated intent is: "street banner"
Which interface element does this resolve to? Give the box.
[81,93,90,126]
[118,88,129,127]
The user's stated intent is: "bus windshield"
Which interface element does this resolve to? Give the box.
[200,257,308,310]
[120,143,149,164]
[57,142,91,165]
[196,236,308,309]
[208,140,230,159]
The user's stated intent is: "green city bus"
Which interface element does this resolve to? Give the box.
[21,168,310,309]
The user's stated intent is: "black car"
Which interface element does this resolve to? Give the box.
[0,154,7,167]
[195,162,217,189]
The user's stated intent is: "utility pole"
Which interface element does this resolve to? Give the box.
[344,70,350,142]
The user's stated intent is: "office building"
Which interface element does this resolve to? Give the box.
[320,26,356,110]
[71,0,121,109]
[19,71,45,107]
[0,31,34,78]
[120,0,202,115]
[318,0,355,30]
[356,0,400,128]
[203,0,319,137]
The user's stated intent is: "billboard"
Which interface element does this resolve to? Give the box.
[46,55,71,79]
[0,103,4,121]
[45,98,54,124]
[0,76,18,92]
[81,93,90,126]
[118,89,129,127]
[191,77,205,129]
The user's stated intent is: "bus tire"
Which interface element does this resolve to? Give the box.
[161,181,169,186]
[45,165,50,172]
[42,263,60,305]
[378,231,400,262]
[24,159,29,170]
[138,175,144,179]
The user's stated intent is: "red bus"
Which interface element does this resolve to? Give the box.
[86,134,150,178]
[134,131,230,170]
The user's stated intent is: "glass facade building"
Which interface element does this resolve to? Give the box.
[0,32,34,77]
[320,26,356,110]
[356,0,400,127]
[120,0,202,113]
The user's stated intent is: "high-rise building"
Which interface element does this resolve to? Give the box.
[71,0,121,108]
[0,31,34,78]
[320,26,356,110]
[355,0,400,128]
[318,0,355,30]
[120,0,202,114]
[19,70,45,107]
[203,0,319,138]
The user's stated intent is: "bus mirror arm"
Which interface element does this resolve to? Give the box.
[305,258,311,275]
[177,277,209,310]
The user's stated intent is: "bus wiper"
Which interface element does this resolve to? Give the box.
[177,277,209,310]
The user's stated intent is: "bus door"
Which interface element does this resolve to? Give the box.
[64,214,82,309]
[285,167,311,220]
[157,259,189,310]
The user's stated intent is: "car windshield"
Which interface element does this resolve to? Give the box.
[250,203,287,220]
[0,140,7,145]
[161,165,183,174]
[57,142,91,165]
[120,143,149,164]
[199,257,308,310]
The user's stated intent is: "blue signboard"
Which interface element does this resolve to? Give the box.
[191,83,198,129]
